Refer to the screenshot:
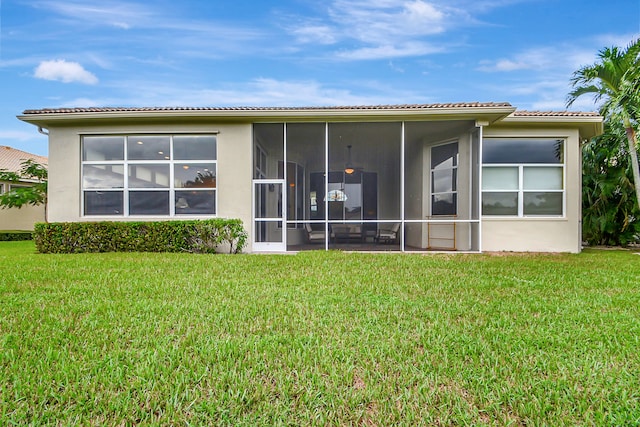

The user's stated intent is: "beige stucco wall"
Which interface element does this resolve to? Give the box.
[43,117,586,253]
[46,122,254,248]
[481,126,582,253]
[0,181,45,230]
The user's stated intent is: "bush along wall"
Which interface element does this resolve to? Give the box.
[33,219,248,254]
[0,231,33,241]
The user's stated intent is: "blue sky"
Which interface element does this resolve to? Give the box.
[1,0,639,156]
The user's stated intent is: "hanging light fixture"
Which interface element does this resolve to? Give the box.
[344,145,355,175]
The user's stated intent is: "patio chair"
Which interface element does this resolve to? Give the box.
[375,223,400,244]
[305,223,326,243]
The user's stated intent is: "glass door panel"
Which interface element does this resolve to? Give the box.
[253,181,285,251]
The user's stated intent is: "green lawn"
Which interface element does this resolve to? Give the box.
[1,241,639,425]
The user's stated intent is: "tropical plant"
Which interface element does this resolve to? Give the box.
[582,120,640,245]
[567,39,640,212]
[0,159,48,221]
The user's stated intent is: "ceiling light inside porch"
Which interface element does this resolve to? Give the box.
[344,145,355,175]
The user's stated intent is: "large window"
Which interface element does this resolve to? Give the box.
[482,138,564,216]
[82,135,217,216]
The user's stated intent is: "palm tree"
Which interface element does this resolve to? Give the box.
[567,39,640,211]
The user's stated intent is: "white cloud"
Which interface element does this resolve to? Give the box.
[31,0,153,30]
[478,49,552,72]
[594,33,640,50]
[528,89,600,111]
[59,97,103,107]
[479,59,528,72]
[329,0,450,42]
[286,0,468,60]
[478,76,603,112]
[473,40,610,111]
[285,0,535,61]
[389,61,405,73]
[32,0,265,45]
[403,0,446,28]
[478,45,598,73]
[290,24,338,45]
[336,42,443,60]
[34,60,98,84]
[0,56,42,68]
[112,22,131,30]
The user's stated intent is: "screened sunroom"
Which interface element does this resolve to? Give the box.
[252,120,481,252]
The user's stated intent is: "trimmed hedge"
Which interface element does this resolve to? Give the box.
[33,219,248,254]
[0,231,33,241]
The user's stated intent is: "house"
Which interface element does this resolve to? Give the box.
[17,102,602,252]
[0,145,48,231]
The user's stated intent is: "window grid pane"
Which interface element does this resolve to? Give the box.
[482,167,518,190]
[83,136,124,161]
[128,164,170,188]
[432,168,457,193]
[174,163,216,188]
[82,135,217,216]
[523,167,563,190]
[523,192,563,215]
[129,191,170,215]
[483,138,564,164]
[432,193,457,215]
[127,136,171,161]
[482,192,518,216]
[83,164,125,189]
[175,190,216,215]
[174,135,217,160]
[84,191,124,215]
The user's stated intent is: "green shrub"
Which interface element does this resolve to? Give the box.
[0,231,33,241]
[33,219,248,254]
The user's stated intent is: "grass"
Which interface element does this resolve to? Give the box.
[1,242,639,426]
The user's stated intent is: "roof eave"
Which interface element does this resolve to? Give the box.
[17,105,517,127]
[498,114,604,140]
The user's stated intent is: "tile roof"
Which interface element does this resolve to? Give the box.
[22,102,514,115]
[510,110,600,117]
[0,146,48,174]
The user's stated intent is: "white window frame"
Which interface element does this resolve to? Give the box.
[81,134,217,217]
[430,140,458,216]
[482,138,565,218]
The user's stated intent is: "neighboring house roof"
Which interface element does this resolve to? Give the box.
[0,145,48,175]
